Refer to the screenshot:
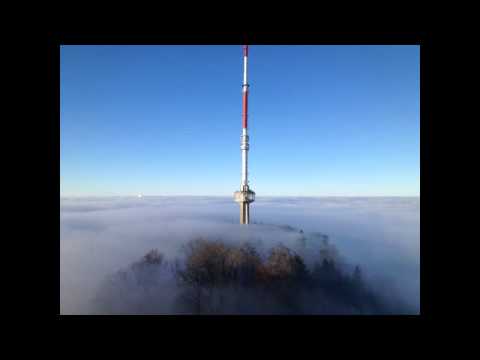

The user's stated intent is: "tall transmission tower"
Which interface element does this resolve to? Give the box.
[234,45,255,224]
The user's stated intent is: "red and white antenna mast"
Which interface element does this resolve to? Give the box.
[234,45,255,224]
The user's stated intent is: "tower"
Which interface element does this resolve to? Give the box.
[234,45,255,224]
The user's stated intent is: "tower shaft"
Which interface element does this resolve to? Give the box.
[241,45,249,189]
[240,201,249,225]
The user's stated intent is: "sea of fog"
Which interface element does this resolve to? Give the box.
[60,196,420,314]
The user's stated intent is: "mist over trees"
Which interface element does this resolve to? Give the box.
[94,235,411,314]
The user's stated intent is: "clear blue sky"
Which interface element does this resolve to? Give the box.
[60,45,419,197]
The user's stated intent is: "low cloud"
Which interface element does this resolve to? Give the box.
[60,196,419,314]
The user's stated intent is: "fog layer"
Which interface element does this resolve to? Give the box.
[60,196,420,314]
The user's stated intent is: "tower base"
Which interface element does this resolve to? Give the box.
[239,202,250,224]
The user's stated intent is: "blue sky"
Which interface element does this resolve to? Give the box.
[60,45,419,197]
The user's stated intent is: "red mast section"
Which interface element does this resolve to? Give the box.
[242,45,249,129]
